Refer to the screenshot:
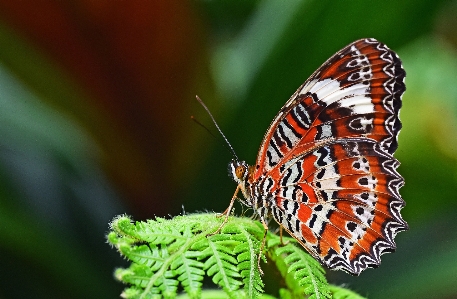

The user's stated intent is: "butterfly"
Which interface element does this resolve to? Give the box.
[207,38,408,276]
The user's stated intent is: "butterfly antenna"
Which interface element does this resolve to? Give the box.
[191,115,239,160]
[190,116,218,139]
[195,95,239,161]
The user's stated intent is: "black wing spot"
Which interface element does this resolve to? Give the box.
[295,219,300,232]
[315,147,331,167]
[292,202,299,215]
[301,188,309,203]
[277,123,293,148]
[283,118,302,140]
[309,214,317,228]
[324,248,338,262]
[291,185,302,202]
[318,221,328,236]
[264,177,274,192]
[316,168,326,179]
[326,209,334,219]
[293,161,303,183]
[281,168,292,186]
[310,92,321,105]
[347,222,357,232]
[291,102,311,129]
[358,177,368,186]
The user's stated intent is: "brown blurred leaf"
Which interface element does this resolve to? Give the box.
[0,0,204,217]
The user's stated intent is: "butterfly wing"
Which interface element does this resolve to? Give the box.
[254,38,405,176]
[269,139,406,275]
[252,38,407,275]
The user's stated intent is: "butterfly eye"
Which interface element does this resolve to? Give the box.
[235,165,246,180]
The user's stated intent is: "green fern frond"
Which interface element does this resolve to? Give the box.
[115,263,152,289]
[226,219,265,298]
[170,253,205,298]
[202,235,243,297]
[108,213,264,299]
[232,228,264,297]
[272,241,331,299]
[329,284,367,299]
[108,213,368,299]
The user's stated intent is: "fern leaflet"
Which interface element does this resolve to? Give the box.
[108,213,368,299]
[270,239,331,299]
[329,284,367,299]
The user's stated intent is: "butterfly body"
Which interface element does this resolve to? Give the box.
[228,38,407,276]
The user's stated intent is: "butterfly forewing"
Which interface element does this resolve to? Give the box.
[250,38,407,275]
[254,39,405,177]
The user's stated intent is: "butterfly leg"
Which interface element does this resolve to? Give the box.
[279,226,289,246]
[209,185,240,236]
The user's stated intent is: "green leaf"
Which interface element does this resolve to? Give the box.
[273,242,331,299]
[233,226,264,298]
[204,236,243,297]
[329,284,367,299]
[108,213,366,299]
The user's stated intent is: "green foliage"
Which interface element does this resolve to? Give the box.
[329,285,367,299]
[268,238,331,299]
[108,213,366,299]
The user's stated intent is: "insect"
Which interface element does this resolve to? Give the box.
[202,38,408,276]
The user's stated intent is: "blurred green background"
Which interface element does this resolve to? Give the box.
[0,1,456,298]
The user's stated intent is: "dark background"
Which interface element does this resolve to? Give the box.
[0,1,456,298]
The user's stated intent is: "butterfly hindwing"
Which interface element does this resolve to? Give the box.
[268,139,406,274]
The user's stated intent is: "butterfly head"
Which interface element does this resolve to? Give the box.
[228,159,254,189]
[229,160,248,184]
